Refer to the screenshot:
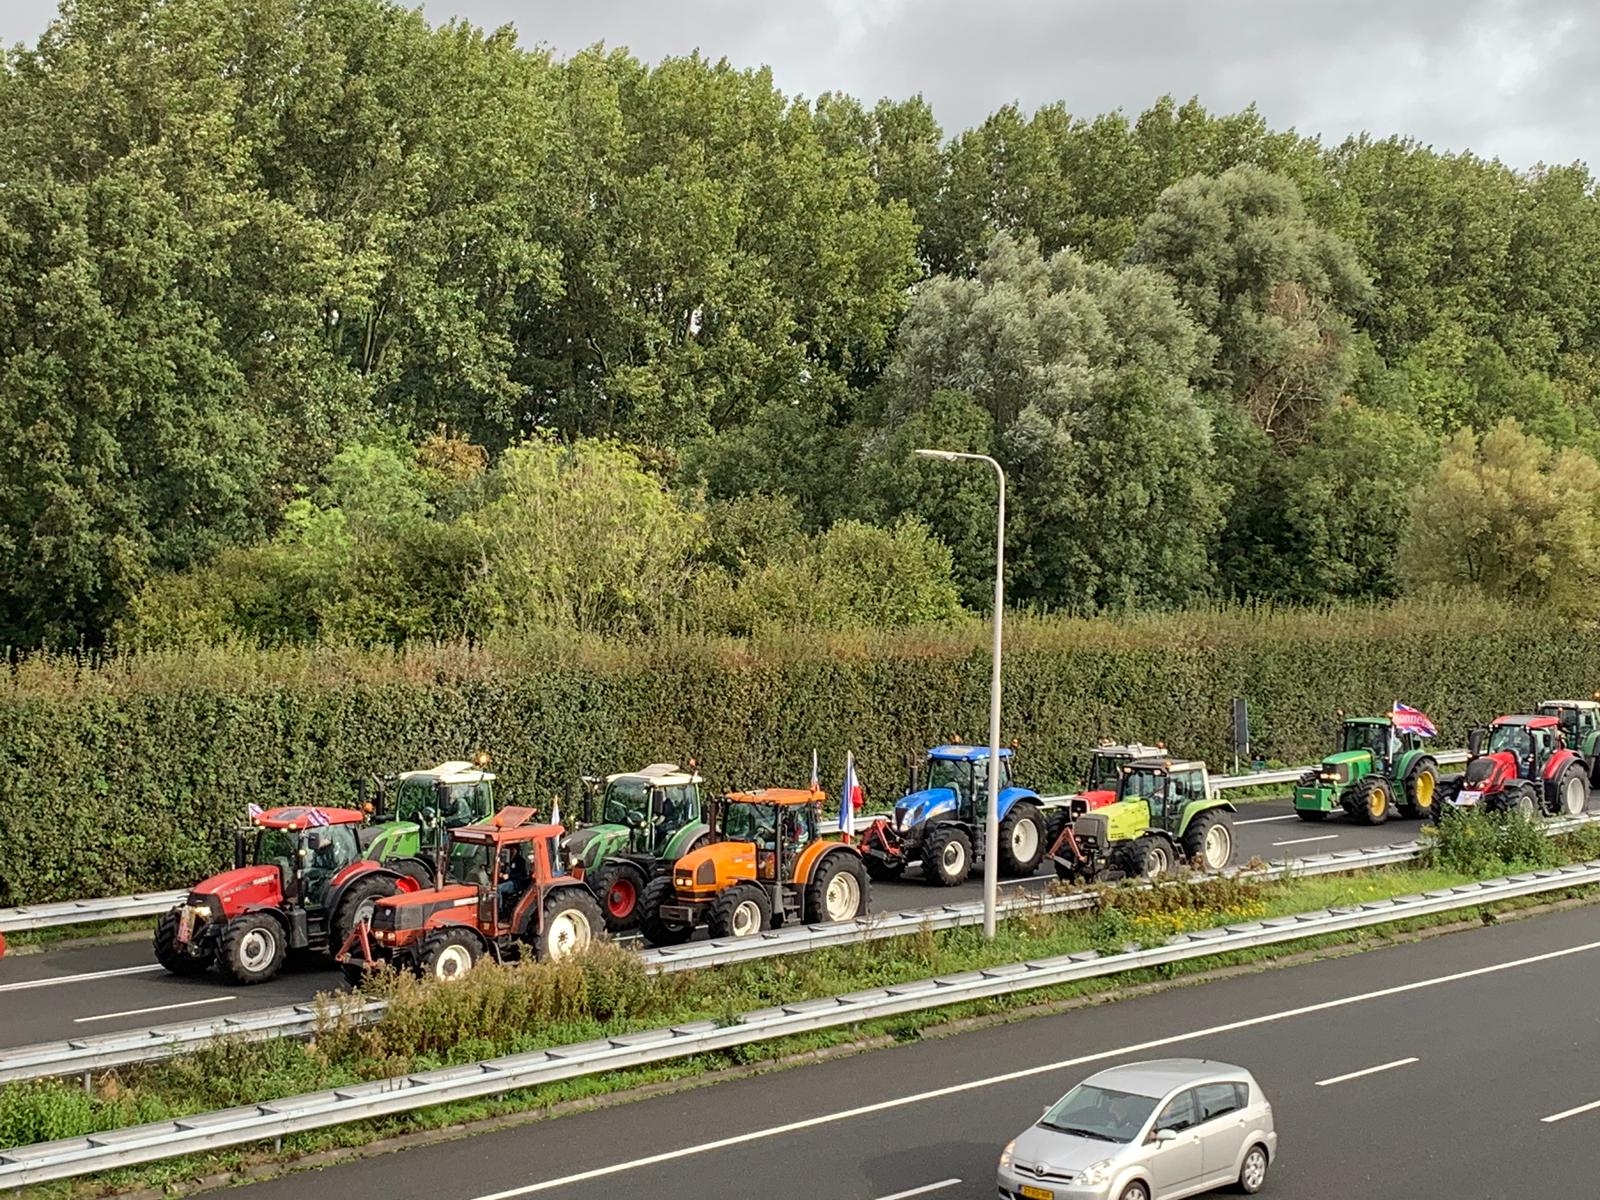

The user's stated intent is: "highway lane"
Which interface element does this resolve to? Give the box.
[0,797,1505,1050]
[203,899,1600,1200]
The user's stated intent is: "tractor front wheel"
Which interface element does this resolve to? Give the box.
[1119,836,1173,880]
[1502,780,1540,821]
[638,876,693,946]
[417,927,484,982]
[1553,762,1589,818]
[997,802,1046,878]
[154,909,212,976]
[1401,761,1439,819]
[805,854,870,924]
[1182,811,1235,872]
[708,884,772,939]
[1347,777,1392,825]
[218,913,288,985]
[921,827,972,887]
[330,874,400,955]
[591,860,649,933]
[535,888,604,961]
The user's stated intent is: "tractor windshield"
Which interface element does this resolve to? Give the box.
[1087,753,1124,792]
[1543,706,1585,740]
[253,829,299,890]
[602,778,648,825]
[724,802,777,846]
[655,785,699,836]
[1341,723,1392,762]
[1488,725,1534,760]
[925,757,970,792]
[303,826,358,899]
[446,840,491,887]
[1119,767,1166,802]
[393,779,486,831]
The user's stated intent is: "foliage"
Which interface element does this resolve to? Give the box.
[1422,806,1557,876]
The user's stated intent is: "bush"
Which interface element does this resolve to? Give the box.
[1423,806,1558,875]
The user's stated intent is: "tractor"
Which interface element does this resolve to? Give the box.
[1051,755,1238,882]
[338,807,604,983]
[858,744,1047,886]
[1042,740,1167,864]
[1291,717,1440,825]
[1439,714,1590,820]
[637,787,870,945]
[1537,698,1600,776]
[565,762,715,932]
[153,760,499,985]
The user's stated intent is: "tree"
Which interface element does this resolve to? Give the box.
[1401,419,1600,614]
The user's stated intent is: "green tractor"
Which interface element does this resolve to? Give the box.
[1538,699,1600,776]
[565,763,715,932]
[1290,717,1438,825]
[355,758,499,879]
[1050,755,1238,882]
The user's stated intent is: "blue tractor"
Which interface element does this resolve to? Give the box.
[859,744,1048,886]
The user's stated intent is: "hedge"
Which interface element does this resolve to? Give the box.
[1,598,1592,905]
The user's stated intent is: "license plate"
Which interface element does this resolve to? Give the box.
[1456,789,1482,806]
[1019,1186,1053,1200]
[176,907,193,944]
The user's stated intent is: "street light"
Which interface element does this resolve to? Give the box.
[915,447,1006,939]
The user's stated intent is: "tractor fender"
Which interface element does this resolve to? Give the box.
[324,863,419,923]
[1393,748,1434,782]
[567,825,630,871]
[994,786,1041,823]
[1176,797,1236,837]
[661,820,713,861]
[791,840,857,886]
[1543,748,1582,781]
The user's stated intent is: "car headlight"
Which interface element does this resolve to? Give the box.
[999,1139,1015,1169]
[1078,1159,1112,1187]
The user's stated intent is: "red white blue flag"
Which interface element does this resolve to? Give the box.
[246,803,263,820]
[1391,702,1437,738]
[839,752,862,836]
[810,748,820,793]
[306,807,330,827]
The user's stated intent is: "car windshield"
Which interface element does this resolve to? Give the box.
[602,778,648,825]
[1040,1083,1158,1144]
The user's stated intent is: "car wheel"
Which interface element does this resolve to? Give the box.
[1118,1181,1150,1200]
[1239,1142,1269,1193]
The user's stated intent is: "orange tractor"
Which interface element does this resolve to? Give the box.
[638,787,870,945]
[337,807,605,983]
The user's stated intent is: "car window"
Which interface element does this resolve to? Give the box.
[1195,1082,1246,1122]
[1154,1088,1200,1133]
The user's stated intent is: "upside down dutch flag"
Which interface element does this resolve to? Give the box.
[1391,702,1438,738]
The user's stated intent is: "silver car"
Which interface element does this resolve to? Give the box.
[997,1058,1276,1200]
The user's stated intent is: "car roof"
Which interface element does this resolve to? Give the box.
[724,787,825,807]
[605,762,704,787]
[1492,714,1560,729]
[928,744,1014,762]
[257,806,364,830]
[399,761,496,785]
[1083,1058,1251,1097]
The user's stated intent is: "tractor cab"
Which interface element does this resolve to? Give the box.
[1340,718,1407,765]
[1448,714,1589,819]
[1474,716,1560,776]
[1078,742,1165,807]
[1537,699,1600,755]
[365,760,496,852]
[589,763,705,856]
[717,788,821,876]
[231,806,366,907]
[920,746,1015,817]
[1114,759,1210,834]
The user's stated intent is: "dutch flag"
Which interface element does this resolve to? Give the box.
[839,752,862,837]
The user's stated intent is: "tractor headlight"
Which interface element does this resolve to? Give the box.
[1078,1159,1112,1186]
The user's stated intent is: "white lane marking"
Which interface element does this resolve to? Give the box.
[874,1181,961,1200]
[73,996,237,1023]
[0,964,162,993]
[1272,835,1340,847]
[468,937,1600,1199]
[1237,814,1299,825]
[1314,1057,1419,1087]
[1542,1097,1600,1124]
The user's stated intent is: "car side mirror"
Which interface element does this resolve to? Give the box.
[1153,1128,1178,1143]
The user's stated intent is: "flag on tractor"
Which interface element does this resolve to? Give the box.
[306,807,330,827]
[1391,702,1437,738]
[810,748,820,793]
[549,795,562,826]
[246,803,263,819]
[839,752,862,836]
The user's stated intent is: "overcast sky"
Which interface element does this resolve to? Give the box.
[4,0,1595,169]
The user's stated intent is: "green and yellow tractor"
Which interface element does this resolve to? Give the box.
[564,763,715,932]
[1291,717,1439,825]
[1050,755,1237,882]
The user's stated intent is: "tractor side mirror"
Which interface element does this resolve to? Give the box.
[1467,727,1487,756]
[626,809,646,827]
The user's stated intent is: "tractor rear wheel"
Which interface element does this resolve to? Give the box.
[805,853,870,924]
[997,802,1046,878]
[535,888,604,961]
[1553,762,1588,817]
[708,884,772,939]
[591,860,650,933]
[218,913,288,985]
[1347,777,1392,825]
[153,909,212,975]
[638,876,693,946]
[417,927,484,981]
[1401,761,1439,819]
[1182,810,1235,872]
[330,874,399,955]
[863,856,905,882]
[921,826,972,887]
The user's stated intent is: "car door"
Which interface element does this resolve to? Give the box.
[1193,1081,1250,1184]
[1147,1088,1204,1195]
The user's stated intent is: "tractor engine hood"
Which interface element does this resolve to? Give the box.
[373,883,478,931]
[894,787,958,833]
[190,864,283,908]
[1075,787,1117,810]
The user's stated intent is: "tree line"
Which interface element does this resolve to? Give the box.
[6,0,1600,648]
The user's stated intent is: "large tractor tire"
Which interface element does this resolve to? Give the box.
[1346,776,1392,826]
[1401,761,1440,820]
[638,876,694,946]
[707,884,772,939]
[1117,835,1173,880]
[1499,779,1540,821]
[921,826,973,887]
[996,802,1046,878]
[417,927,484,981]
[1181,810,1234,872]
[153,909,212,976]
[330,873,400,954]
[534,887,604,961]
[805,853,870,924]
[863,856,905,882]
[1550,761,1589,818]
[591,860,650,933]
[217,912,288,985]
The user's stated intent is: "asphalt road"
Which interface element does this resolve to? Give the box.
[200,901,1600,1200]
[0,797,1523,1051]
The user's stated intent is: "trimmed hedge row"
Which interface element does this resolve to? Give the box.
[1,600,1592,905]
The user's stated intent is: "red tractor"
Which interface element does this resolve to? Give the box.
[1042,741,1164,868]
[337,807,605,983]
[1439,714,1590,820]
[154,806,422,984]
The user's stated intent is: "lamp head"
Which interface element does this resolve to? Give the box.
[914,448,961,462]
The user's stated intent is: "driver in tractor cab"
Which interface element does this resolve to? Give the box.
[498,844,530,915]
[781,809,811,853]
[305,829,340,896]
[1490,724,1535,773]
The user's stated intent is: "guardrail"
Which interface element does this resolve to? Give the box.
[4,851,1595,1187]
[5,809,1590,1087]
[0,752,1472,936]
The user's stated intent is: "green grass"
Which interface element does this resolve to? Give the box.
[9,810,1599,1200]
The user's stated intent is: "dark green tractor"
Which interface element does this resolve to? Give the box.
[1291,717,1439,825]
[565,763,715,933]
[1538,699,1600,778]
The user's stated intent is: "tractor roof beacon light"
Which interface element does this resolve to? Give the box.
[915,446,1005,940]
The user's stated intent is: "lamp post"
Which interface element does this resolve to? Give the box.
[915,448,1005,939]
